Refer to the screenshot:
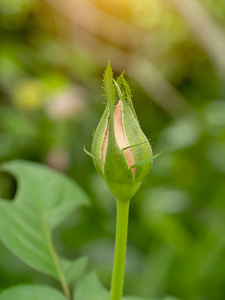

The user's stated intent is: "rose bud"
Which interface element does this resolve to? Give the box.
[85,62,159,201]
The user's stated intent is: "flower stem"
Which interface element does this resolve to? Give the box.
[110,199,130,300]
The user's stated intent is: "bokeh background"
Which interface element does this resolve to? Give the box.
[1,0,225,299]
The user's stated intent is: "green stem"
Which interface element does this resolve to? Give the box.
[110,199,130,300]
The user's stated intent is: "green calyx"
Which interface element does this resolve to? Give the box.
[88,61,158,201]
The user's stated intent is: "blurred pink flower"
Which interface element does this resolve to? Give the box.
[45,87,86,120]
[45,146,70,172]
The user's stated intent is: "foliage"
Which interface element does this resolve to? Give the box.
[0,160,89,298]
[0,285,67,300]
[0,160,176,300]
[75,272,179,300]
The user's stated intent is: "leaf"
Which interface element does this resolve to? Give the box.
[130,153,162,169]
[83,147,104,165]
[121,76,139,123]
[0,285,67,300]
[114,79,124,102]
[116,72,124,87]
[103,61,115,113]
[124,297,179,300]
[122,76,132,103]
[103,61,117,145]
[124,298,178,300]
[122,140,150,152]
[74,273,178,300]
[74,272,109,300]
[0,160,89,284]
[124,297,150,300]
[61,256,88,284]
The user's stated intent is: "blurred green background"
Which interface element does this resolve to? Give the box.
[1,0,225,300]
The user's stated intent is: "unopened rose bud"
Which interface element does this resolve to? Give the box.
[85,62,159,201]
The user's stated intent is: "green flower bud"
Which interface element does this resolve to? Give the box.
[86,62,159,201]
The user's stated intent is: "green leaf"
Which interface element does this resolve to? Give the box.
[74,273,178,300]
[0,285,67,300]
[124,297,179,300]
[114,79,125,102]
[75,272,109,300]
[116,72,124,87]
[121,76,139,122]
[61,256,88,284]
[84,147,104,165]
[130,153,162,169]
[0,160,89,284]
[122,76,132,104]
[124,297,149,300]
[122,140,150,152]
[124,298,178,300]
[103,61,116,150]
[103,61,115,114]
